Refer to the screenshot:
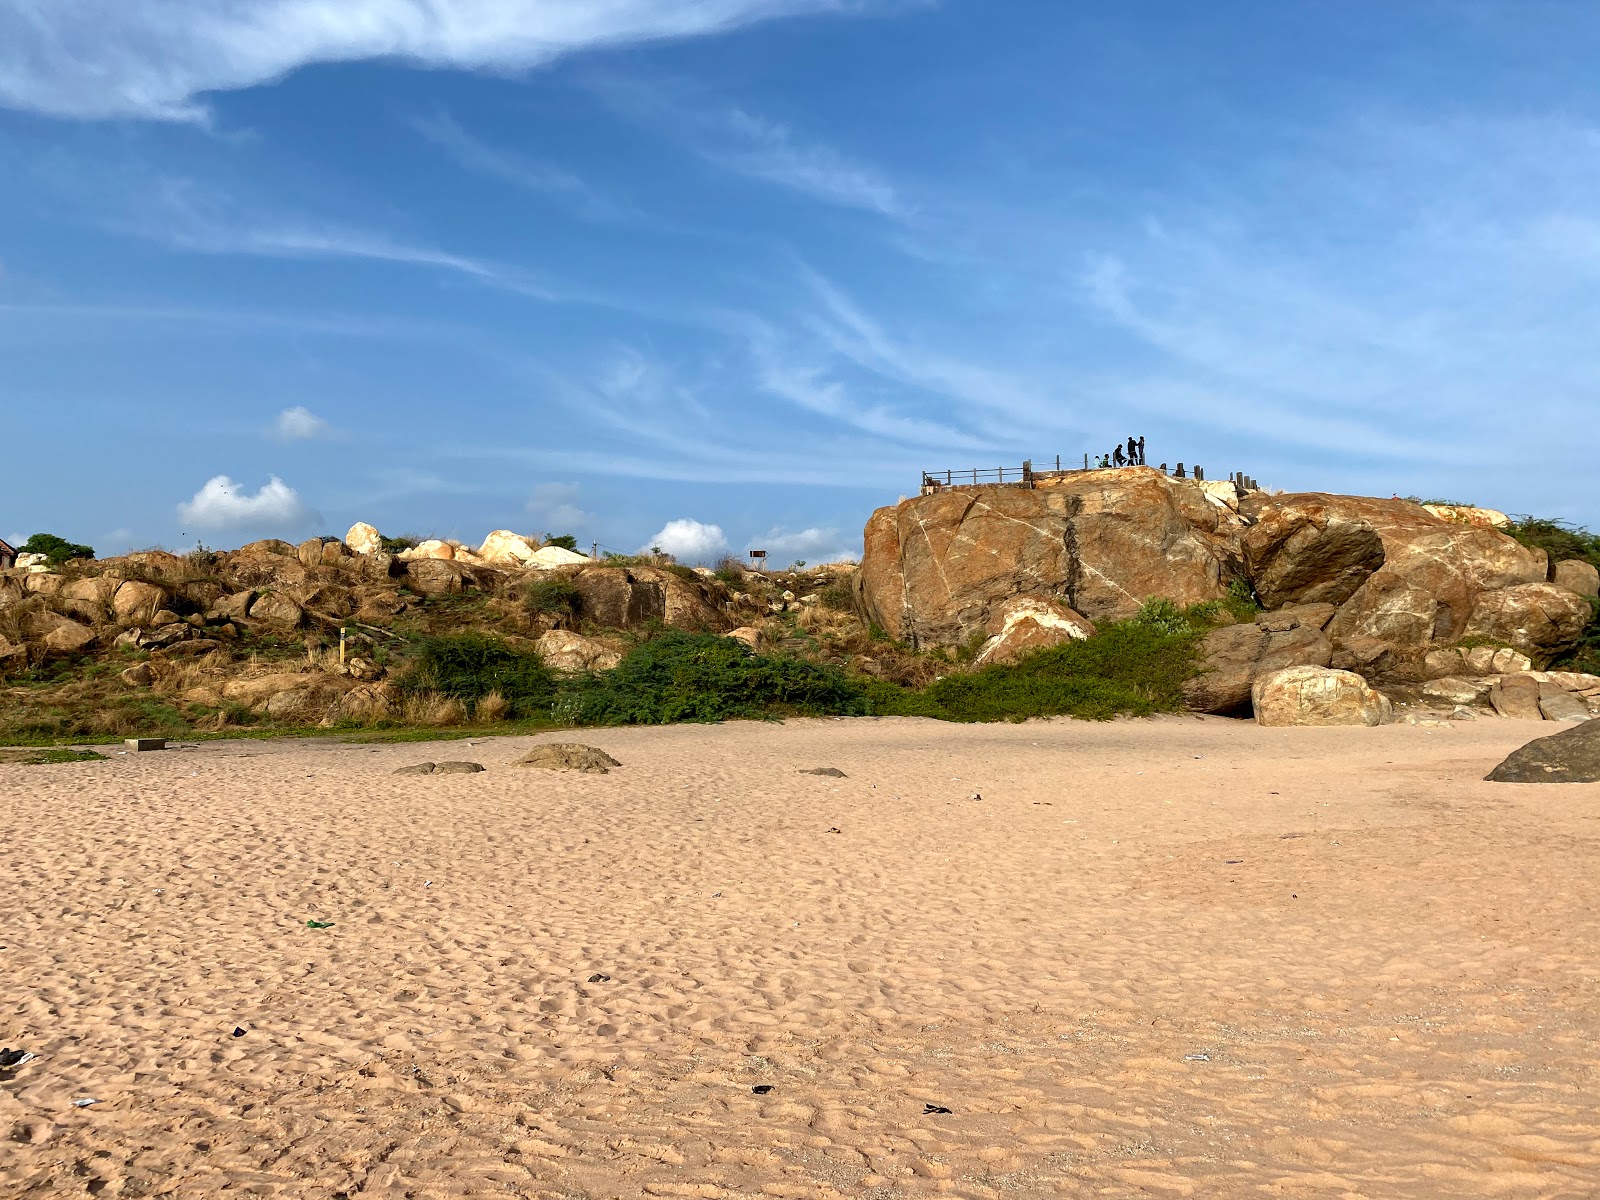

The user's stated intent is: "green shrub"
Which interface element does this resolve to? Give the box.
[556,632,868,725]
[818,580,855,611]
[544,535,579,551]
[20,533,94,566]
[399,634,556,717]
[867,615,1201,723]
[379,535,420,554]
[1505,517,1600,571]
[523,576,581,621]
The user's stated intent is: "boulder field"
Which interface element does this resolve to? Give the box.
[855,468,1598,720]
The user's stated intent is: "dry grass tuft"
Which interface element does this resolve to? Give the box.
[474,690,511,722]
[400,692,467,726]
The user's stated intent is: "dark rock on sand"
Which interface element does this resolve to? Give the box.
[516,744,621,774]
[394,761,485,775]
[1486,719,1600,783]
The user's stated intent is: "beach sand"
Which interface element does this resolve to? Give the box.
[2,714,1598,1198]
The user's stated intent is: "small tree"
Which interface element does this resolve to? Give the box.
[20,533,94,566]
[545,534,579,551]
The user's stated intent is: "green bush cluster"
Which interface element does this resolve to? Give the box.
[398,633,556,717]
[20,533,94,566]
[1505,517,1600,570]
[544,535,579,551]
[866,603,1202,723]
[557,632,868,725]
[523,577,581,621]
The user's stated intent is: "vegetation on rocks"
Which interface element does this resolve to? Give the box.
[555,632,869,725]
[1505,517,1600,673]
[397,633,556,719]
[19,533,95,566]
[864,600,1205,723]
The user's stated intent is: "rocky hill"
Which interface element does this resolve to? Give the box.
[3,475,1598,740]
[855,466,1600,718]
[0,527,854,739]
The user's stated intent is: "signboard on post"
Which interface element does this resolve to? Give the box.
[748,549,767,569]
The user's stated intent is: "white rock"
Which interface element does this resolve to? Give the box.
[346,522,382,555]
[1253,666,1395,727]
[477,530,541,568]
[528,545,590,569]
[399,540,455,562]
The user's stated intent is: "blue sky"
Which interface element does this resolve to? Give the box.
[3,1,1599,564]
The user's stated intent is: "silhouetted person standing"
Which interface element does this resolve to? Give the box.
[1126,436,1138,465]
[1137,436,1146,465]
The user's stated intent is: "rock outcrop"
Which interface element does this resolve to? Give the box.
[536,629,623,673]
[856,466,1244,647]
[478,530,541,568]
[346,522,382,555]
[973,597,1096,667]
[1184,611,1333,715]
[516,744,621,774]
[1552,559,1599,599]
[1252,666,1395,727]
[854,478,1594,716]
[1242,493,1549,667]
[1486,719,1600,783]
[1461,583,1591,656]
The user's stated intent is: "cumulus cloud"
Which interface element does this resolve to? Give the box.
[0,1,852,122]
[274,405,331,440]
[642,518,729,563]
[527,482,591,532]
[178,475,316,530]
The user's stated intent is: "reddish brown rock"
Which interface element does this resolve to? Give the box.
[1184,617,1333,715]
[973,597,1096,667]
[402,558,489,598]
[1488,674,1544,720]
[58,576,112,622]
[1463,583,1593,656]
[1244,494,1548,664]
[41,616,97,655]
[856,468,1244,647]
[247,592,304,627]
[111,580,168,625]
[553,566,727,632]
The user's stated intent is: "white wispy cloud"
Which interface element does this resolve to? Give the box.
[415,113,634,223]
[708,108,910,218]
[643,518,728,562]
[178,475,316,530]
[273,405,332,440]
[0,0,862,122]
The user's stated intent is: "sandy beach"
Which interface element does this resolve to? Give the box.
[3,714,1598,1198]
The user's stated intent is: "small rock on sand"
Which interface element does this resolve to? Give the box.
[801,767,847,777]
[516,744,621,774]
[394,761,485,775]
